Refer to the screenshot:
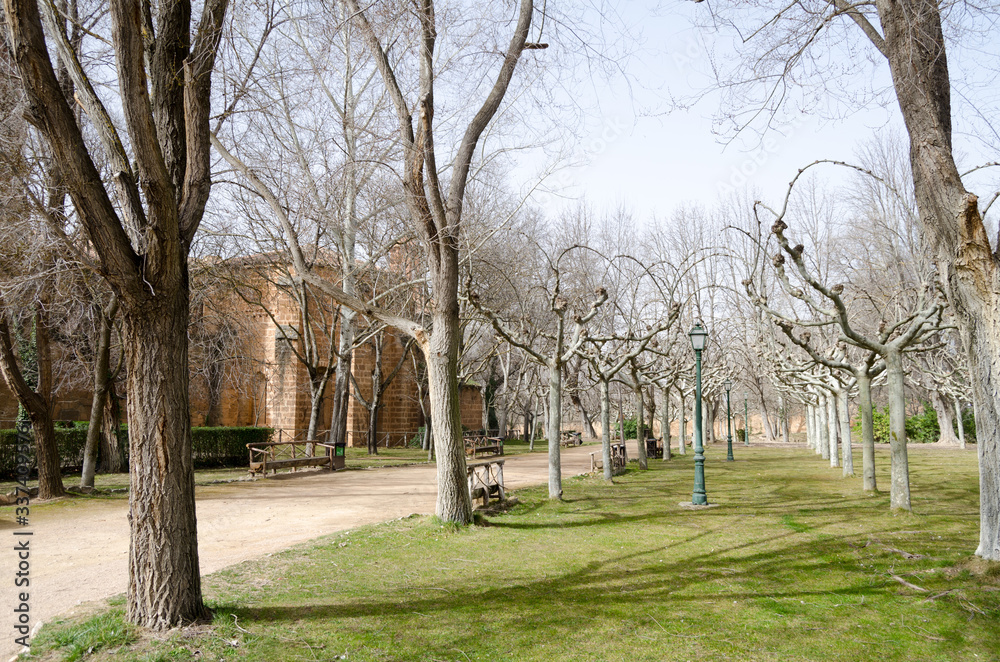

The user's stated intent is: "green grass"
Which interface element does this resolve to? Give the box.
[22,444,1000,661]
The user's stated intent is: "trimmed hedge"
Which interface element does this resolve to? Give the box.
[0,424,272,478]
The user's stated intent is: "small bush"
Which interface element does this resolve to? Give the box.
[905,402,939,444]
[618,417,637,440]
[409,426,426,448]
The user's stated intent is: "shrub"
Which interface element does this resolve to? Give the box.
[409,426,426,448]
[0,424,272,477]
[905,402,939,444]
[851,405,891,443]
[618,417,637,440]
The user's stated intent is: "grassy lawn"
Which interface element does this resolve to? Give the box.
[22,444,1000,661]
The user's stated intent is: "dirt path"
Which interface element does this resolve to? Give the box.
[2,443,608,660]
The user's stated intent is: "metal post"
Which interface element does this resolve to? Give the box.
[692,348,707,504]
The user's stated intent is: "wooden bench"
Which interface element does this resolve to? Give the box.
[247,441,337,476]
[467,459,506,507]
[464,434,504,458]
[560,431,582,447]
[590,442,628,475]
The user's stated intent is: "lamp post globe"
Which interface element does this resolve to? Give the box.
[688,323,709,505]
[724,378,734,462]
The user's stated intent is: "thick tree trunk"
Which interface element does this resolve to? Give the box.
[839,388,854,477]
[546,359,563,498]
[858,373,877,492]
[426,304,472,523]
[932,390,960,445]
[123,290,207,628]
[876,0,996,552]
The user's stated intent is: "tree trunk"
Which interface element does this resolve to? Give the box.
[932,390,960,445]
[0,313,65,500]
[81,298,117,489]
[827,390,839,468]
[123,291,208,627]
[546,359,563,499]
[661,386,671,461]
[858,373,877,492]
[328,309,355,447]
[425,303,472,524]
[760,402,776,441]
[98,384,124,473]
[955,399,966,450]
[678,391,687,455]
[818,395,830,461]
[600,378,613,481]
[779,395,790,443]
[523,406,532,446]
[634,384,647,470]
[805,405,812,450]
[839,388,854,477]
[885,348,911,510]
[876,0,995,553]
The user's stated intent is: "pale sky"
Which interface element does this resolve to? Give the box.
[521,1,998,225]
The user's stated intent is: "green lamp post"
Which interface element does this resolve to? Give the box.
[689,323,709,505]
[724,378,734,462]
[744,391,750,446]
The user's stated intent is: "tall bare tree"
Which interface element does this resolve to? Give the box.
[3,0,229,626]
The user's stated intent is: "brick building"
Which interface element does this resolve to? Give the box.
[1,254,483,448]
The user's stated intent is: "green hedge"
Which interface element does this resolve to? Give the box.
[0,424,272,477]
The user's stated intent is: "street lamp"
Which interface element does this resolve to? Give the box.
[724,378,734,462]
[688,323,709,505]
[744,391,750,446]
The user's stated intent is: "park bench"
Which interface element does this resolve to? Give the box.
[590,442,627,475]
[467,458,506,507]
[464,432,504,458]
[247,440,338,476]
[644,435,663,459]
[560,430,582,447]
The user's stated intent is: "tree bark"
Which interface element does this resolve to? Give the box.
[931,390,960,446]
[82,297,118,489]
[98,384,124,473]
[678,391,687,455]
[875,0,995,552]
[818,395,830,461]
[634,384,647,470]
[661,386,671,461]
[885,347,911,510]
[955,399,966,450]
[124,290,208,627]
[0,313,65,499]
[546,358,563,498]
[827,390,839,468]
[858,373,877,492]
[600,378,613,481]
[839,388,854,477]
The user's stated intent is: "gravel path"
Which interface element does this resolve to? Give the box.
[2,442,610,660]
